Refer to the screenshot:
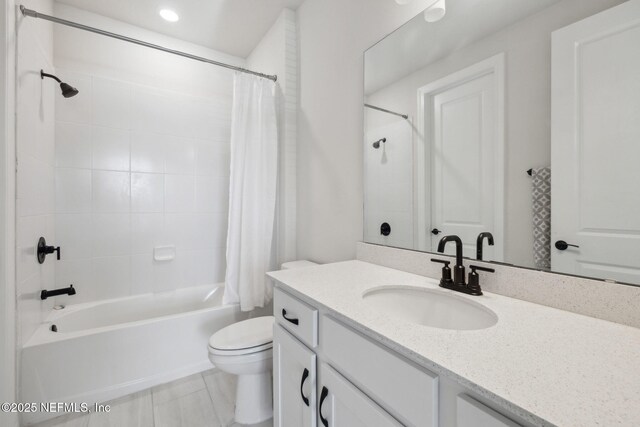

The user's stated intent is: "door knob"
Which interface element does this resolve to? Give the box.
[431,228,442,235]
[555,240,579,251]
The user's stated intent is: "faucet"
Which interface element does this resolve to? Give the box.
[432,235,495,296]
[437,235,465,286]
[41,285,76,300]
[476,232,494,261]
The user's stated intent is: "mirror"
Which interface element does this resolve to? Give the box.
[363,0,640,286]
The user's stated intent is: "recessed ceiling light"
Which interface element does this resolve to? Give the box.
[159,9,179,22]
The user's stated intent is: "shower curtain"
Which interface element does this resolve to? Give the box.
[223,73,278,311]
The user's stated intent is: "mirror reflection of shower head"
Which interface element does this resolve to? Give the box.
[372,138,386,149]
[41,70,79,98]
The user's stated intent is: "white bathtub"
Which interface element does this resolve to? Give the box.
[21,284,251,424]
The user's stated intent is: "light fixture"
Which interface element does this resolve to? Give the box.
[159,9,179,22]
[424,0,446,22]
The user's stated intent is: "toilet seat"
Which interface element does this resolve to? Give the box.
[208,316,274,356]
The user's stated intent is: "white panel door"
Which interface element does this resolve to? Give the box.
[317,363,401,427]
[551,0,640,283]
[417,54,504,261]
[273,325,316,427]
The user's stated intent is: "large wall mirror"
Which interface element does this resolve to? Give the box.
[363,0,640,286]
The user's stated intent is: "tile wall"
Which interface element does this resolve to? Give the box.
[54,70,232,304]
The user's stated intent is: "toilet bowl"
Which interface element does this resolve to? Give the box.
[208,260,318,424]
[208,316,275,425]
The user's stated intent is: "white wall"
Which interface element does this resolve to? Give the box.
[365,0,624,267]
[0,0,18,424]
[15,0,56,349]
[246,9,298,265]
[51,4,242,305]
[296,0,439,263]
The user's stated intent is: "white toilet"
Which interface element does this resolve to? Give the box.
[208,260,317,425]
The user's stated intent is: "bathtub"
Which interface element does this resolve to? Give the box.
[20,284,252,424]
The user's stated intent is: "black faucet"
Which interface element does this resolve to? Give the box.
[41,285,76,300]
[432,235,495,296]
[476,232,494,261]
[437,235,465,286]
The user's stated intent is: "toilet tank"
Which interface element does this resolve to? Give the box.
[281,260,318,270]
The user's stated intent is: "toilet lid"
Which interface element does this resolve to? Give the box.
[209,316,274,352]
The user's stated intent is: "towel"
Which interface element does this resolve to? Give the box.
[531,167,551,270]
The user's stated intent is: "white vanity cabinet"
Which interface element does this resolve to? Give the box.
[318,363,402,427]
[273,287,526,427]
[273,324,317,427]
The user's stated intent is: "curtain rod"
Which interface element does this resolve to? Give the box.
[19,6,278,82]
[364,104,409,120]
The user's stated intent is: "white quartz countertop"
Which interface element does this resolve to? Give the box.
[267,260,640,427]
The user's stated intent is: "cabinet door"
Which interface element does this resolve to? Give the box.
[274,324,316,427]
[318,363,401,427]
[457,394,521,427]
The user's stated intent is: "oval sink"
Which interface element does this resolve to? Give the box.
[362,286,498,331]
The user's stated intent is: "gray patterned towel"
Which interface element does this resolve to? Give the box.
[532,167,551,270]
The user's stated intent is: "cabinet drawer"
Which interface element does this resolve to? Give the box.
[457,395,521,427]
[321,316,438,427]
[274,288,318,348]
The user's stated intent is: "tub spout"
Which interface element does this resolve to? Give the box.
[41,285,76,300]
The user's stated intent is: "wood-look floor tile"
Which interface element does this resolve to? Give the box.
[32,412,90,427]
[152,373,206,405]
[153,389,218,427]
[87,390,153,427]
[203,371,236,426]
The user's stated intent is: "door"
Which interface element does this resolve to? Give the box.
[551,0,640,283]
[273,324,316,427]
[317,363,401,427]
[417,54,505,261]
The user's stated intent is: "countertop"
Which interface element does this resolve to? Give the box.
[267,260,640,427]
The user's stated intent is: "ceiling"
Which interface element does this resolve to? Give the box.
[365,0,563,94]
[55,0,305,58]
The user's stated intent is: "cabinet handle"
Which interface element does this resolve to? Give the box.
[300,368,310,406]
[281,308,299,325]
[319,386,329,427]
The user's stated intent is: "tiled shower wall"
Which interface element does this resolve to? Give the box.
[51,4,244,305]
[53,72,231,304]
[16,0,55,346]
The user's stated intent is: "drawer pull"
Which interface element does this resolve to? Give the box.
[319,386,329,426]
[300,368,310,406]
[282,308,299,325]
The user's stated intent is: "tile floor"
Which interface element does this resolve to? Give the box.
[33,370,273,427]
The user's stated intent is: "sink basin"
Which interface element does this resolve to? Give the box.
[362,286,498,330]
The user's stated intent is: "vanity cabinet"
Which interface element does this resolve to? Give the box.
[273,324,317,427]
[273,287,525,427]
[318,363,401,427]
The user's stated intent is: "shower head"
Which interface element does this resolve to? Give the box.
[372,138,386,149]
[60,82,79,98]
[41,70,79,98]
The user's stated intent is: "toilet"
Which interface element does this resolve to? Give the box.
[208,260,317,424]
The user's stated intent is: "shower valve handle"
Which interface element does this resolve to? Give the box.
[37,237,61,264]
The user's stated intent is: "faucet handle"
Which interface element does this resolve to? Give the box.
[431,258,454,286]
[469,265,495,274]
[467,265,495,296]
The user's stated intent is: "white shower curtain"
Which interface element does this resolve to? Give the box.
[223,73,278,312]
